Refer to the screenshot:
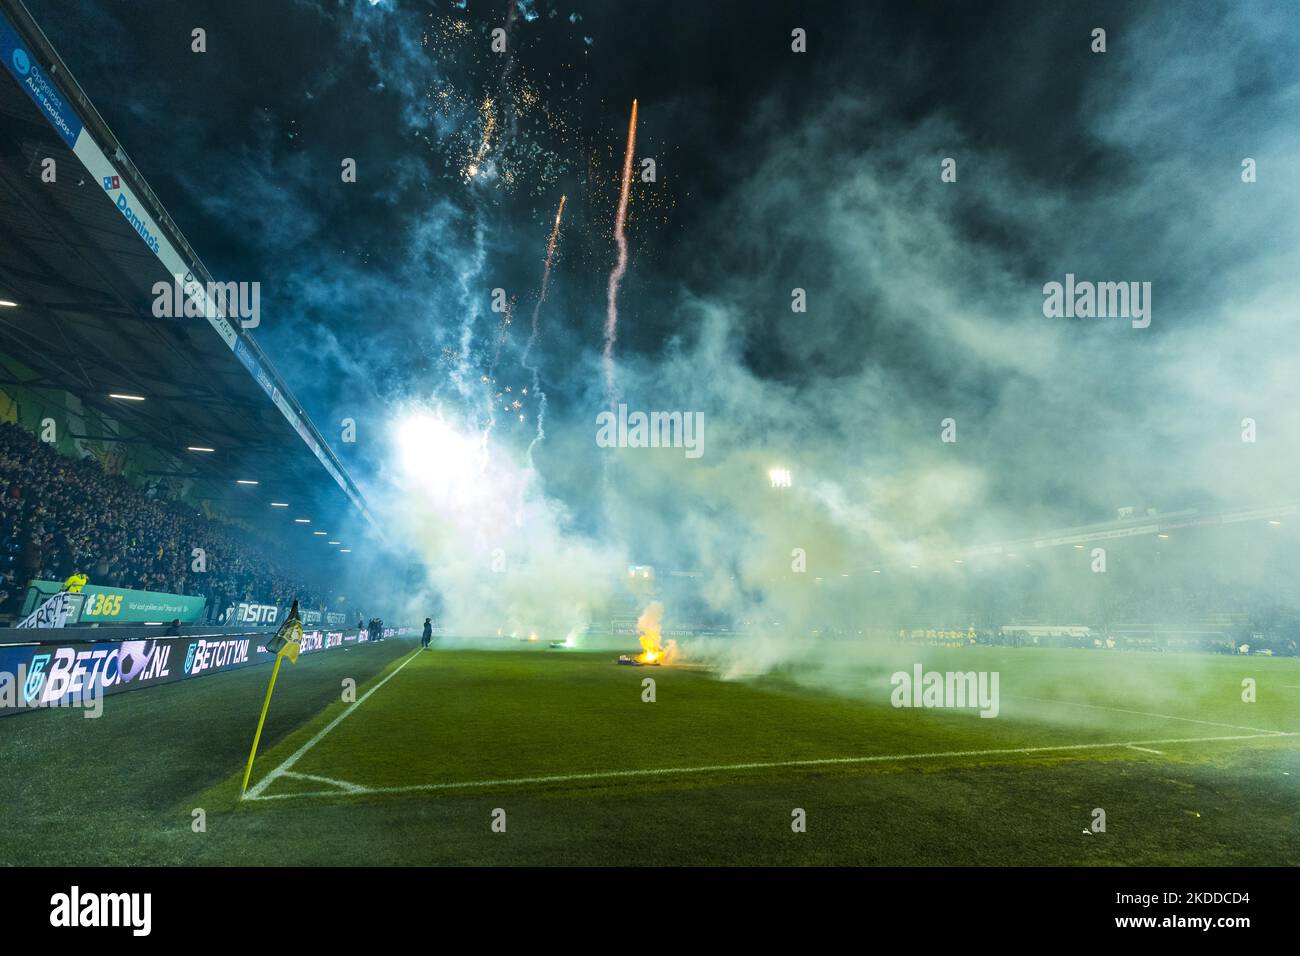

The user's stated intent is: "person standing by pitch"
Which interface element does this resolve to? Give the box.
[421,617,433,650]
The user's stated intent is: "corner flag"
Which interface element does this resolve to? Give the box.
[241,601,304,796]
[266,615,303,662]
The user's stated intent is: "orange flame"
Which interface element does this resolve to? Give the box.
[633,600,677,665]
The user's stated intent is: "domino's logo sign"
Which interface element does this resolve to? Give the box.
[102,175,120,191]
[12,47,30,76]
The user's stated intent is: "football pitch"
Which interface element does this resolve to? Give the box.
[3,639,1298,866]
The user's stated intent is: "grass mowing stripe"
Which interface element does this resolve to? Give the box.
[244,647,423,799]
[243,730,1299,802]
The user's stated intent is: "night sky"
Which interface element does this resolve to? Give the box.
[21,0,1300,630]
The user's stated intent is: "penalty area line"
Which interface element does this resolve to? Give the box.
[242,729,1299,802]
[244,647,423,800]
[1006,695,1286,736]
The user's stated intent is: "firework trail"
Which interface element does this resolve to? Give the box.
[481,294,516,450]
[464,96,498,180]
[524,195,566,462]
[465,3,517,182]
[451,219,487,406]
[539,195,566,307]
[603,98,638,405]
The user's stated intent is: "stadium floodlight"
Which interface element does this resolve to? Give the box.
[109,392,145,401]
[339,548,351,553]
[294,518,310,523]
[236,479,259,485]
[1157,533,1169,539]
[871,569,881,574]
[186,446,215,453]
[768,467,792,488]
[1268,520,1282,526]
[313,531,327,536]
[0,299,18,307]
[270,501,288,507]
[328,540,340,545]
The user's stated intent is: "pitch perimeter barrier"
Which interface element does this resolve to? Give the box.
[0,624,413,717]
[20,580,208,625]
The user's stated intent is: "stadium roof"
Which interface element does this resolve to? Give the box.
[0,0,370,538]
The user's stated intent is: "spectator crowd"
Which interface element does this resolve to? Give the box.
[0,421,325,621]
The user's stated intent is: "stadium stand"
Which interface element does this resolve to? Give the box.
[0,420,323,622]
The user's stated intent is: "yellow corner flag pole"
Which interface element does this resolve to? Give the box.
[241,601,303,798]
[241,654,285,796]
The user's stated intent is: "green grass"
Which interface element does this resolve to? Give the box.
[2,640,1298,865]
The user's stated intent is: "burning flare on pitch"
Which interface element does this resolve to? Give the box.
[634,600,677,665]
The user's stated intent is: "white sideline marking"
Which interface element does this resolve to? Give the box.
[1127,745,1164,755]
[243,730,1299,802]
[244,648,422,800]
[1008,695,1285,736]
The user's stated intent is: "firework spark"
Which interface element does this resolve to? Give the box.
[464,96,498,180]
[603,98,638,404]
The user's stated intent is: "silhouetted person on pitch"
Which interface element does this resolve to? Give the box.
[421,617,433,649]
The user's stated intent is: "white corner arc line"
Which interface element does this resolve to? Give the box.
[244,648,422,800]
[241,730,1298,802]
[282,771,371,794]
